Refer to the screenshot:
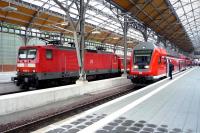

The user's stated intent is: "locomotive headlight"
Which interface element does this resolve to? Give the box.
[33,69,36,72]
[28,63,36,67]
[144,65,149,69]
[17,63,24,67]
[133,65,138,69]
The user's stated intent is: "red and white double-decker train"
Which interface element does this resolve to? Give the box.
[128,42,192,83]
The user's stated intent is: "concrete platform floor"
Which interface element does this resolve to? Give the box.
[39,67,199,133]
[0,77,133,132]
[0,71,16,83]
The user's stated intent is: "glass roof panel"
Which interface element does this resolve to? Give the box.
[169,0,200,48]
[21,0,157,45]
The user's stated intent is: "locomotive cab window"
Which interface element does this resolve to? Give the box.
[134,50,152,64]
[134,55,151,64]
[18,49,27,59]
[133,50,152,69]
[18,49,37,59]
[46,49,53,59]
[27,49,37,59]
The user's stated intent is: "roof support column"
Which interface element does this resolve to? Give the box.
[142,26,148,42]
[78,0,87,82]
[113,45,116,54]
[162,40,167,48]
[165,40,170,48]
[53,0,90,83]
[122,15,128,76]
[24,28,29,46]
[157,35,167,47]
[108,5,131,76]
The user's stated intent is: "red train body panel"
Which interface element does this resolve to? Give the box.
[128,42,191,83]
[118,56,131,72]
[15,45,121,88]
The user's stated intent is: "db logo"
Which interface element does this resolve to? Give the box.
[90,59,94,64]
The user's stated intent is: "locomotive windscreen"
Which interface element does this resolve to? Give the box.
[133,50,152,69]
[18,49,37,59]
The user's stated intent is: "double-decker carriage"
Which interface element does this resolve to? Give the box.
[128,42,191,83]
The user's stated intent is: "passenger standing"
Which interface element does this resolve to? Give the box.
[169,60,174,79]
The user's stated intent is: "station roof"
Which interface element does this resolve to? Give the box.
[0,0,148,49]
[169,0,200,50]
[108,0,196,52]
[0,0,199,53]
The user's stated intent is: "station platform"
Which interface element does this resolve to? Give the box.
[0,75,134,132]
[38,67,199,133]
[0,71,16,83]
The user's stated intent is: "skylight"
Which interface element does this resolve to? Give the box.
[169,0,200,48]
[22,0,154,44]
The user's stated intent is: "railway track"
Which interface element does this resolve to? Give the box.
[1,84,146,133]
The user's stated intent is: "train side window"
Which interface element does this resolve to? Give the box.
[161,56,166,64]
[158,56,161,64]
[46,49,53,59]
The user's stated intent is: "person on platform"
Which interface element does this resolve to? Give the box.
[169,60,174,79]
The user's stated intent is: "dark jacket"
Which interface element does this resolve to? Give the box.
[169,63,174,72]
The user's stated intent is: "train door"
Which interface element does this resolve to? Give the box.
[159,56,165,75]
[112,55,118,73]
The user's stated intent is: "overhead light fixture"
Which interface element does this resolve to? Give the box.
[127,40,133,43]
[61,21,69,26]
[113,37,119,40]
[2,2,17,12]
[2,6,17,11]
[92,30,101,34]
[60,16,69,26]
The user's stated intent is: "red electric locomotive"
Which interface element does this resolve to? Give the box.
[128,42,190,83]
[14,42,121,89]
